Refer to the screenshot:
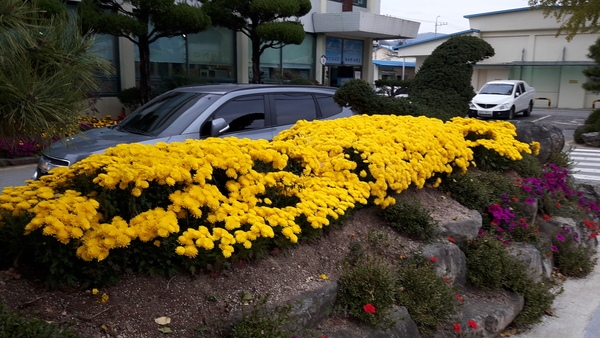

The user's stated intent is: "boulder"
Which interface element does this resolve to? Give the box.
[422,242,468,286]
[581,132,600,147]
[514,122,564,163]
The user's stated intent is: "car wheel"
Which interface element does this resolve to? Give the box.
[508,107,515,120]
[524,102,533,117]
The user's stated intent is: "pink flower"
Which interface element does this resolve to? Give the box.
[430,256,438,263]
[453,323,461,333]
[468,319,478,329]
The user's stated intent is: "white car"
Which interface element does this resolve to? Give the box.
[468,80,536,119]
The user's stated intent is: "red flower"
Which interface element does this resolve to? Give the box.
[468,319,478,329]
[447,236,456,243]
[555,202,562,207]
[543,214,551,221]
[453,323,461,333]
[512,197,519,202]
[443,277,452,285]
[430,256,438,263]
[590,232,598,239]
[454,294,464,302]
[363,303,376,314]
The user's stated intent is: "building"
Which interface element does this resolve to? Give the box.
[81,0,420,115]
[393,7,600,109]
[372,44,416,80]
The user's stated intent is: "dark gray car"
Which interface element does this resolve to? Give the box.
[33,84,354,179]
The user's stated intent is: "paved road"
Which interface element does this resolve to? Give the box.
[0,163,36,193]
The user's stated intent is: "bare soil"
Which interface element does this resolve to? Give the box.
[0,187,472,338]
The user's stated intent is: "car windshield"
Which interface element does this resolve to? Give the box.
[119,91,206,135]
[479,84,514,95]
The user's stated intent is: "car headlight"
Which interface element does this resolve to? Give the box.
[469,102,476,109]
[497,103,511,110]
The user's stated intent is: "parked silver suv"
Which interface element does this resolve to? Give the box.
[33,84,354,179]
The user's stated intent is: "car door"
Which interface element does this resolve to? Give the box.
[514,82,527,111]
[198,94,275,140]
[270,92,319,137]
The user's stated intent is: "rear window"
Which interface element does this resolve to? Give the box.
[316,94,343,118]
[273,93,317,126]
[120,91,203,134]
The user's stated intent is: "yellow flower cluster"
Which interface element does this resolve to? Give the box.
[0,115,537,262]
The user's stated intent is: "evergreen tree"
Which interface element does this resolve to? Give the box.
[0,0,112,144]
[408,36,495,117]
[583,38,600,93]
[78,0,211,103]
[200,0,311,84]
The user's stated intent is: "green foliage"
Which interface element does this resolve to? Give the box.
[117,87,142,113]
[583,38,600,92]
[0,301,80,337]
[0,0,112,143]
[511,153,544,178]
[200,0,311,84]
[336,251,397,328]
[380,197,437,241]
[408,36,495,118]
[545,148,573,170]
[333,79,427,117]
[78,0,210,103]
[230,294,304,338]
[552,229,597,278]
[395,256,457,331]
[461,233,555,326]
[440,171,519,213]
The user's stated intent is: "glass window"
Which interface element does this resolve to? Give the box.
[273,93,317,126]
[203,95,266,135]
[121,92,203,135]
[251,34,315,83]
[316,94,343,118]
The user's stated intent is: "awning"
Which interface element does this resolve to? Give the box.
[312,12,420,40]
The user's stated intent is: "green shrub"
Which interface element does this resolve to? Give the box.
[230,294,304,338]
[440,171,518,213]
[117,87,142,113]
[510,153,543,178]
[380,197,437,241]
[461,233,555,326]
[336,252,397,328]
[552,229,597,278]
[395,256,457,331]
[584,108,600,125]
[0,301,80,337]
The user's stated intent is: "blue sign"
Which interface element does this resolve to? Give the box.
[325,37,342,64]
[343,39,363,65]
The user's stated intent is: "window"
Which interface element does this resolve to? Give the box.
[316,94,343,118]
[202,95,266,135]
[273,93,317,126]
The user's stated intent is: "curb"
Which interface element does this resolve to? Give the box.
[0,156,39,168]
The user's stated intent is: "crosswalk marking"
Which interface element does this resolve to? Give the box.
[570,147,600,182]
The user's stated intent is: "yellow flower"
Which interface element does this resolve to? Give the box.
[319,274,328,280]
[92,288,99,295]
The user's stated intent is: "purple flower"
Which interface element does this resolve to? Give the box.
[555,233,565,242]
[551,245,558,252]
[524,197,536,205]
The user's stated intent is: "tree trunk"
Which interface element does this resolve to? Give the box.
[138,37,152,104]
[251,36,262,84]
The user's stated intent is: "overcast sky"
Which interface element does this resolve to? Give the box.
[380,0,532,35]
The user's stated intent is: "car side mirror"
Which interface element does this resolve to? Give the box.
[210,118,229,136]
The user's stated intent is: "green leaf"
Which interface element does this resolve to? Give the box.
[158,327,173,334]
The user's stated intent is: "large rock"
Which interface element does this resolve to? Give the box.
[581,132,600,147]
[320,306,421,338]
[514,122,564,163]
[508,242,552,281]
[422,242,468,286]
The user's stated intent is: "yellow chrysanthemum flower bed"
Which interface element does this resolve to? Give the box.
[0,115,539,265]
